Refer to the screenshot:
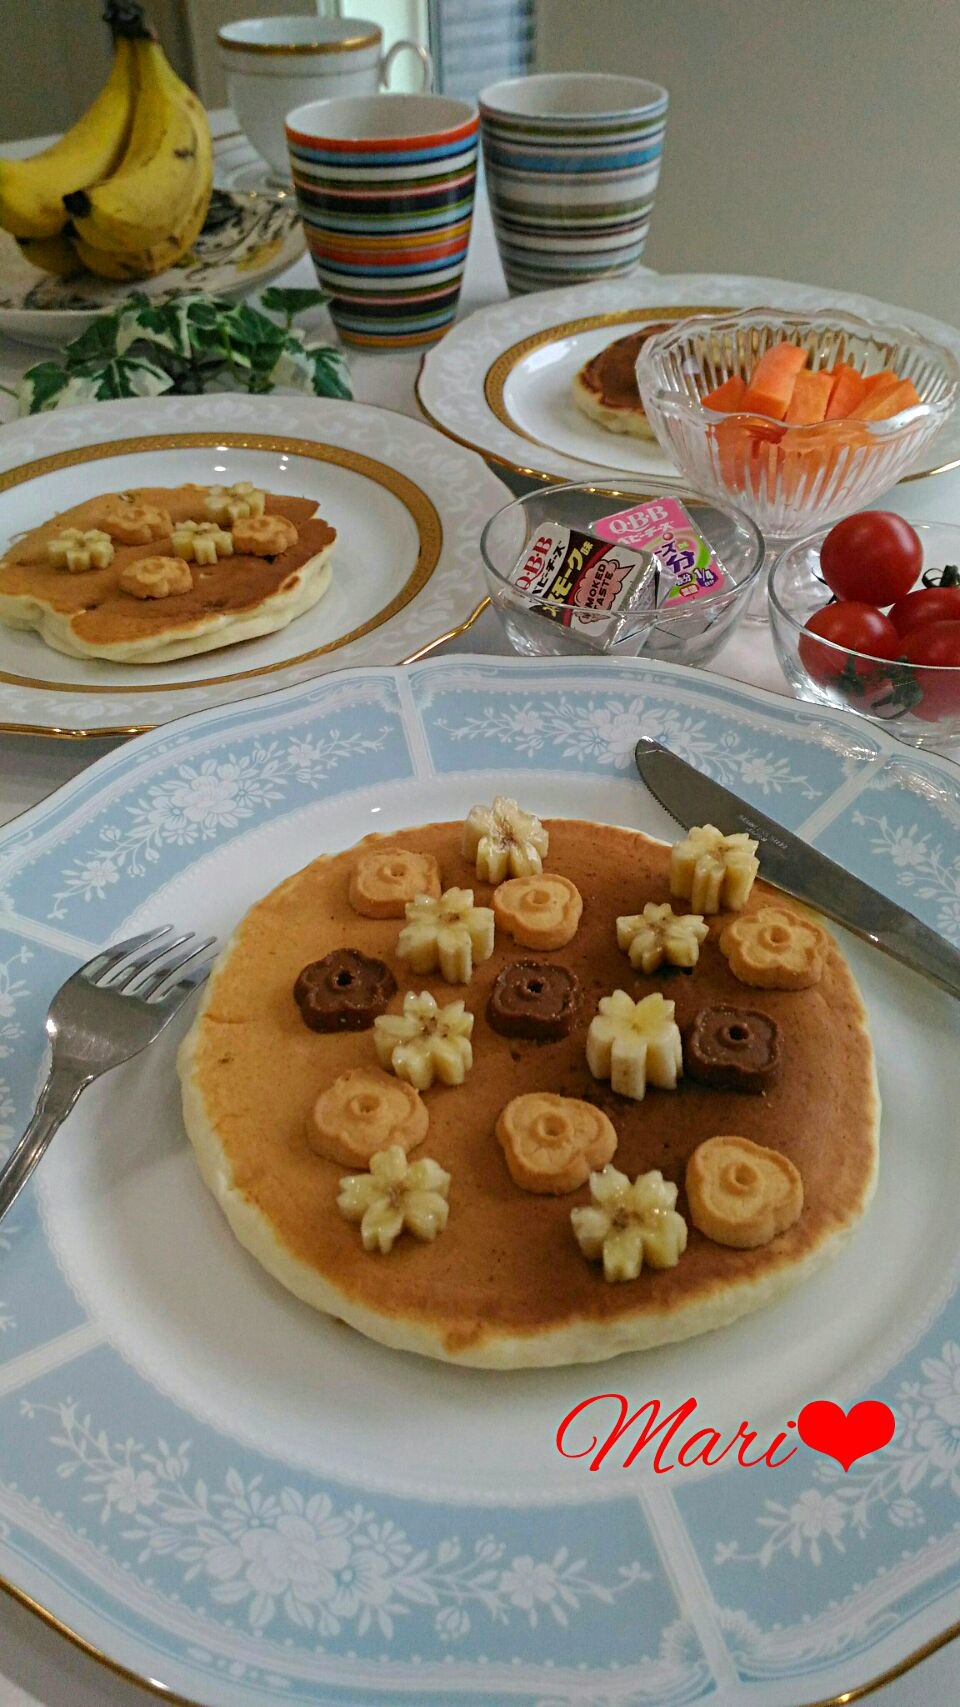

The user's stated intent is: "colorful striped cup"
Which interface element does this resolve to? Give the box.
[286,93,478,348]
[479,73,668,295]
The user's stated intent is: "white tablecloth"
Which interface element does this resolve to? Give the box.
[1,117,958,1707]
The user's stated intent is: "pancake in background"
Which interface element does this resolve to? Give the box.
[571,322,673,439]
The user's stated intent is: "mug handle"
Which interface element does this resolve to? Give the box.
[381,38,433,93]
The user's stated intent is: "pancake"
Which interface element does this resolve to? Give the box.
[177,819,880,1368]
[571,323,673,439]
[0,484,336,664]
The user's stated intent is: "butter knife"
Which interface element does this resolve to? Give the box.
[634,737,960,1000]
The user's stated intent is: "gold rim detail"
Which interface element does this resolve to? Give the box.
[0,431,445,720]
[217,27,380,55]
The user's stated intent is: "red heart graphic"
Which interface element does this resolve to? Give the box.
[796,1399,895,1472]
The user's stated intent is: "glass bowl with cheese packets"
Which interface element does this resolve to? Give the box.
[479,479,764,664]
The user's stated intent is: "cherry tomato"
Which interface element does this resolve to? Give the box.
[899,620,960,721]
[819,511,922,605]
[889,584,960,637]
[798,602,902,691]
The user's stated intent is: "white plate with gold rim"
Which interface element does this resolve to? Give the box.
[416,271,960,486]
[0,393,506,737]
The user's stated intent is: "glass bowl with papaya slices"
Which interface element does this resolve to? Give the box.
[635,307,959,542]
[769,512,960,748]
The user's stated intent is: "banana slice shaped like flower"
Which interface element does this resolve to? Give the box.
[397,887,495,985]
[47,528,114,573]
[171,519,234,565]
[204,482,265,525]
[586,990,683,1100]
[670,824,759,914]
[571,1164,688,1282]
[337,1144,451,1254]
[374,991,474,1090]
[616,902,708,974]
[462,796,549,884]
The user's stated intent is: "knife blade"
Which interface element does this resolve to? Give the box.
[634,737,960,1000]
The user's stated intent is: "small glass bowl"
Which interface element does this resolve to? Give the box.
[635,307,959,539]
[769,520,960,749]
[479,479,764,666]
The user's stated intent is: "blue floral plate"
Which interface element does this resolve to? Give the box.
[0,654,958,1707]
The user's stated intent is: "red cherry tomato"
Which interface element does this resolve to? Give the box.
[899,620,960,721]
[819,511,922,605]
[798,602,902,691]
[889,584,960,637]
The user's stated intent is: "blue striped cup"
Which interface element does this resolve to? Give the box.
[479,73,668,294]
[286,93,478,348]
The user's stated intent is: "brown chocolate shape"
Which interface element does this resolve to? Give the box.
[294,949,396,1033]
[685,1006,782,1093]
[487,960,579,1041]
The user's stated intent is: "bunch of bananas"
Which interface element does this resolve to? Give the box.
[0,1,213,282]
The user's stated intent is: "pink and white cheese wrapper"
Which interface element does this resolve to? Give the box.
[592,498,729,604]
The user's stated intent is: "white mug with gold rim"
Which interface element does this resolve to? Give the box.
[218,15,433,184]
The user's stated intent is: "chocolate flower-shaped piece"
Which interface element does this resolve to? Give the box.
[670,823,759,914]
[337,1144,450,1254]
[617,901,708,974]
[496,1092,616,1194]
[586,990,683,1100]
[374,991,474,1090]
[486,960,579,1040]
[397,887,494,984]
[719,906,825,990]
[571,1164,688,1282]
[462,796,549,884]
[294,948,397,1031]
[686,1134,803,1248]
[685,1007,781,1092]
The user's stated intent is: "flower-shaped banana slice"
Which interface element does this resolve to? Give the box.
[349,847,442,919]
[309,1066,428,1167]
[496,1092,617,1195]
[586,990,683,1101]
[101,499,173,546]
[374,991,474,1090]
[204,481,266,525]
[617,901,708,974]
[493,873,582,951]
[686,1134,803,1249]
[232,514,298,557]
[397,887,494,985]
[670,823,759,914]
[571,1164,688,1282]
[337,1144,450,1254]
[118,555,192,599]
[462,796,549,884]
[719,906,825,990]
[171,519,234,565]
[46,528,114,573]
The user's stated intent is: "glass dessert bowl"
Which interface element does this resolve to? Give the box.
[635,308,959,603]
[769,519,960,749]
[479,478,763,667]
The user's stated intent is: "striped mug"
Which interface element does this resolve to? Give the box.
[479,73,668,295]
[286,94,478,348]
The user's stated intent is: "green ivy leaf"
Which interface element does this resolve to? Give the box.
[259,285,329,327]
[16,361,74,414]
[307,345,352,399]
[62,312,123,367]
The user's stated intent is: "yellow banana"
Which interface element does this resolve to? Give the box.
[72,180,210,280]
[65,37,212,262]
[0,36,136,240]
[16,233,83,278]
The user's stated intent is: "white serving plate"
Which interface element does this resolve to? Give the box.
[416,270,960,485]
[0,653,958,1705]
[0,392,505,736]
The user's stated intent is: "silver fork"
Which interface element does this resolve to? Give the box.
[0,924,217,1227]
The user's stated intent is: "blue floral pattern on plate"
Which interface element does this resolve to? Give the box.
[0,654,957,1706]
